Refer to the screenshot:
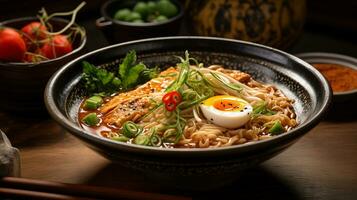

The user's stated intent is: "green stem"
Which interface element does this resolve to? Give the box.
[42,2,86,36]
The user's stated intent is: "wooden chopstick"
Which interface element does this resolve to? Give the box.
[0,177,192,200]
[0,187,95,200]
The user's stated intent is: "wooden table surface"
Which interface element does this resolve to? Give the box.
[1,110,357,200]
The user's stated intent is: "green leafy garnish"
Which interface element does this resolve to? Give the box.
[119,51,144,89]
[133,134,151,145]
[121,121,143,138]
[210,72,242,92]
[82,113,100,126]
[82,61,121,95]
[165,51,191,92]
[252,101,276,116]
[141,66,159,81]
[83,96,103,110]
[268,120,284,135]
[81,50,159,96]
[112,135,130,142]
[150,134,162,147]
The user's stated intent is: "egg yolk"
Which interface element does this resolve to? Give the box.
[200,95,253,129]
[213,99,243,111]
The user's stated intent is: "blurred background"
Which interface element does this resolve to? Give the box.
[1,0,356,57]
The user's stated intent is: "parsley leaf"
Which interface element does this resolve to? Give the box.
[81,50,159,96]
[119,50,136,81]
[82,61,121,95]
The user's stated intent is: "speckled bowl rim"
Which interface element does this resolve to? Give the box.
[0,17,87,67]
[45,36,331,157]
[100,0,184,27]
[296,52,357,95]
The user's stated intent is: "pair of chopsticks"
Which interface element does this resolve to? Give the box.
[0,177,191,200]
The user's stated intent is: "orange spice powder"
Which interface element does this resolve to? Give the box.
[313,63,357,92]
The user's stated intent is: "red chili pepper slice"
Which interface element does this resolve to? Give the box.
[165,102,176,111]
[171,91,182,104]
[162,91,182,111]
[162,93,172,104]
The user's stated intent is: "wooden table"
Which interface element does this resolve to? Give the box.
[1,107,357,200]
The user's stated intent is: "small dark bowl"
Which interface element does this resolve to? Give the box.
[96,0,184,43]
[296,52,357,119]
[0,17,86,114]
[45,37,331,190]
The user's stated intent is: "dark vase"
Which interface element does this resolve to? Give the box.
[185,0,306,49]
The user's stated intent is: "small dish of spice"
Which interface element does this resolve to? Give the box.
[313,63,357,93]
[296,52,357,119]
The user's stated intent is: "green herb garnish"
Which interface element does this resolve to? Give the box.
[112,135,130,142]
[81,50,158,96]
[150,134,162,147]
[252,101,276,116]
[269,120,284,135]
[83,96,103,110]
[210,72,242,92]
[121,121,143,138]
[82,113,100,126]
[82,61,121,95]
[133,134,150,146]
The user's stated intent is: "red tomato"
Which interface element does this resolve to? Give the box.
[0,28,27,62]
[21,21,47,50]
[40,35,72,59]
[21,21,47,41]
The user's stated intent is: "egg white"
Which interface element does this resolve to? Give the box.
[199,97,253,129]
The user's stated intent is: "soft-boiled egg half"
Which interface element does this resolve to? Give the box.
[199,95,253,129]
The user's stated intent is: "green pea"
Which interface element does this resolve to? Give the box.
[125,12,142,22]
[114,9,131,21]
[132,19,144,23]
[133,2,149,18]
[154,15,168,22]
[146,1,157,15]
[156,0,178,18]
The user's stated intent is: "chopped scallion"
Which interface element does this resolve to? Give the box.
[210,72,242,92]
[83,96,103,110]
[122,121,143,138]
[150,135,162,147]
[133,134,150,145]
[112,135,130,142]
[253,101,276,116]
[82,113,100,126]
[269,121,284,135]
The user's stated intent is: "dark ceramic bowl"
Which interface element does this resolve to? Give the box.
[96,0,184,43]
[296,52,357,119]
[0,17,86,114]
[45,37,331,189]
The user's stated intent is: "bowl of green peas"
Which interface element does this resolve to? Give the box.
[96,0,184,43]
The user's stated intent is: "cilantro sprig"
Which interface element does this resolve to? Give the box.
[81,50,159,96]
